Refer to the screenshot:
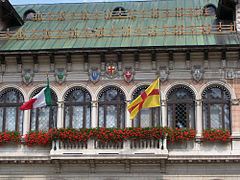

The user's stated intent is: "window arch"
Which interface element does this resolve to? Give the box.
[98,87,126,128]
[203,4,217,16]
[30,88,58,131]
[132,86,160,127]
[0,89,24,134]
[202,85,231,130]
[112,7,127,17]
[167,86,195,129]
[23,9,36,21]
[64,88,91,129]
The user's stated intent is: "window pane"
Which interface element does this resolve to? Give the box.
[31,109,37,131]
[72,106,83,129]
[140,109,151,127]
[38,107,50,130]
[5,107,16,131]
[99,106,104,127]
[175,104,187,129]
[86,106,91,128]
[0,108,3,131]
[19,110,23,133]
[189,105,194,128]
[64,106,70,128]
[224,104,230,129]
[106,105,117,128]
[210,104,222,129]
[203,104,208,129]
[168,105,173,128]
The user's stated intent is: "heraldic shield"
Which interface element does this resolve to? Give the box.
[55,68,66,84]
[89,67,100,84]
[22,69,33,85]
[123,67,134,83]
[105,62,118,79]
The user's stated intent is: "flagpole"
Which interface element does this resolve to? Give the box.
[158,78,164,150]
[46,72,56,150]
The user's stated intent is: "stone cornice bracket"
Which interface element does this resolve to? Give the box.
[151,50,156,70]
[66,53,72,72]
[100,52,105,72]
[186,50,190,70]
[16,55,22,73]
[168,51,173,70]
[0,55,5,73]
[117,52,122,71]
[134,51,139,70]
[33,54,38,73]
[204,49,208,69]
[84,52,88,71]
[49,54,55,72]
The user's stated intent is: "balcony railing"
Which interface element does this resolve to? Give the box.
[50,138,168,159]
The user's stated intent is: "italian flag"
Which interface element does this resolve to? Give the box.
[20,79,52,110]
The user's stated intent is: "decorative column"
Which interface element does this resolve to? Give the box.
[23,110,30,135]
[161,100,167,127]
[57,101,64,128]
[125,100,131,127]
[196,99,202,137]
[91,101,98,128]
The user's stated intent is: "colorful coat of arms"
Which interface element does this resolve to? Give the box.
[105,62,118,78]
[22,69,33,85]
[55,68,66,84]
[89,67,100,84]
[123,67,134,83]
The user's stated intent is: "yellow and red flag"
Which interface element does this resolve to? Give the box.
[127,79,160,119]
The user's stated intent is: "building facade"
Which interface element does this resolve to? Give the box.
[0,0,240,179]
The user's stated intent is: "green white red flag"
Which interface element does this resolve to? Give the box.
[20,76,52,110]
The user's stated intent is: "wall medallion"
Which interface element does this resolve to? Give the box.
[192,65,203,82]
[158,66,169,82]
[89,67,100,84]
[55,68,66,84]
[22,69,33,85]
[123,67,134,83]
[106,62,118,78]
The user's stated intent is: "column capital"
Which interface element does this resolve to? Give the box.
[91,101,98,107]
[57,101,64,108]
[195,99,202,106]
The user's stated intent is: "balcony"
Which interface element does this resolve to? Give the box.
[50,139,168,159]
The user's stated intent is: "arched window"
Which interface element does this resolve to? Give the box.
[64,88,91,129]
[0,89,24,134]
[167,86,195,129]
[202,86,231,130]
[23,9,36,21]
[112,7,127,17]
[30,88,58,131]
[132,86,160,127]
[98,87,125,128]
[203,4,217,16]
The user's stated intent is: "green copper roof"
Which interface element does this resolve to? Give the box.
[0,0,239,52]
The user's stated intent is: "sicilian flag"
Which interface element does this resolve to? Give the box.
[127,79,160,119]
[20,76,52,110]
